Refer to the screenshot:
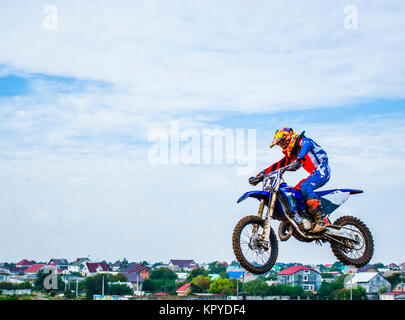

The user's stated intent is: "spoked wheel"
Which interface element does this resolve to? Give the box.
[330,216,374,267]
[232,215,278,274]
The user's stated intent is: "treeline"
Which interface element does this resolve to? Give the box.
[142,267,368,300]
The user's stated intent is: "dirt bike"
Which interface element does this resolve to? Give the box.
[232,164,374,274]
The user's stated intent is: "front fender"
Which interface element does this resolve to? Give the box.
[237,190,270,204]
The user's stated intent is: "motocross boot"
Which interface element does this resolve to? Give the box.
[307,199,326,233]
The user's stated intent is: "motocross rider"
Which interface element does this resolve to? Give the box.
[249,127,330,233]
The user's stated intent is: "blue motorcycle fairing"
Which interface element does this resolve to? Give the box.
[236,190,286,219]
[237,190,269,204]
[237,186,363,218]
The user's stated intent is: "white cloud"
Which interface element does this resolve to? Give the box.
[1,0,405,114]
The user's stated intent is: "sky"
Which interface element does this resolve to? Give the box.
[0,0,404,266]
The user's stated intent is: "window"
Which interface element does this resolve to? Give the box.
[303,275,309,282]
[303,285,314,291]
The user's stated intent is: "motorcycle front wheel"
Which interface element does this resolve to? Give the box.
[232,215,278,274]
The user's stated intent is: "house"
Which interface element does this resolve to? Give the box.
[176,272,189,282]
[380,292,405,300]
[176,283,191,296]
[344,272,391,296]
[388,263,399,271]
[82,263,109,276]
[393,282,405,293]
[0,268,12,282]
[153,292,170,297]
[48,259,69,267]
[357,265,378,273]
[122,272,144,292]
[111,261,122,272]
[227,271,245,279]
[400,262,405,275]
[68,258,91,273]
[168,260,198,272]
[24,264,46,274]
[120,263,150,280]
[277,265,322,292]
[16,259,34,268]
[226,264,245,273]
[24,264,47,280]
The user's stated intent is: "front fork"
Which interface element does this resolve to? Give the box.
[257,191,277,249]
[257,175,281,249]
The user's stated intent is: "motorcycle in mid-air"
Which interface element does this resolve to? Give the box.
[232,163,374,274]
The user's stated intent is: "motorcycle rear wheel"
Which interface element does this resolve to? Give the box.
[232,215,278,274]
[330,215,374,267]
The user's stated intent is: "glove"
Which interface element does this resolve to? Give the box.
[249,176,263,186]
[284,158,302,172]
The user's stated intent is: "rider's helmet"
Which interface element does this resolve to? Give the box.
[270,127,298,156]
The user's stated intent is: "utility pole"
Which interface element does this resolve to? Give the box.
[236,276,239,300]
[102,276,104,296]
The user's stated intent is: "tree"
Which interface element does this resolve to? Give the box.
[185,268,208,282]
[83,274,106,300]
[208,278,234,295]
[208,262,227,275]
[333,287,366,300]
[109,273,128,283]
[242,279,270,296]
[384,273,404,289]
[108,283,134,296]
[150,268,178,281]
[191,276,211,292]
[82,273,135,300]
[142,268,179,294]
[318,275,346,299]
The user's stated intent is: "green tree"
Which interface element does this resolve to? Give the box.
[108,283,134,296]
[318,275,346,299]
[83,274,107,300]
[208,262,227,274]
[150,268,178,281]
[142,268,179,294]
[242,279,270,296]
[384,273,404,289]
[185,268,208,282]
[191,275,211,292]
[373,262,385,269]
[333,287,366,300]
[109,273,128,282]
[208,278,234,295]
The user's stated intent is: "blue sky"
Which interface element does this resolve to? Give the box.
[0,0,404,266]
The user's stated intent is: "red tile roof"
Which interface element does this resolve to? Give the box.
[278,265,318,275]
[176,283,191,293]
[24,264,46,273]
[85,263,109,273]
[153,292,170,296]
[16,259,34,266]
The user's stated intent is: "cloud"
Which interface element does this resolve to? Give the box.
[1,0,405,114]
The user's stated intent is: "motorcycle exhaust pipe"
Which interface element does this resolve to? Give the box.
[278,221,293,241]
[283,213,320,241]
